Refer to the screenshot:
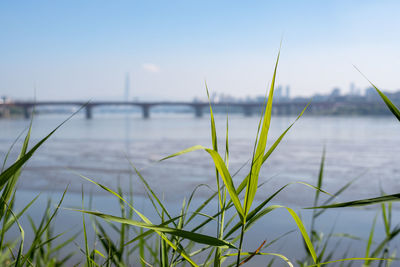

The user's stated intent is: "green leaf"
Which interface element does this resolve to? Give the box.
[235,101,310,196]
[284,207,318,264]
[354,66,400,121]
[0,105,84,190]
[244,51,280,216]
[223,252,293,267]
[124,215,183,246]
[161,146,244,221]
[308,193,400,209]
[128,161,176,227]
[307,258,390,266]
[224,181,331,239]
[75,210,236,249]
[94,249,105,258]
[365,214,378,265]
[0,118,32,218]
[371,84,400,121]
[205,82,218,153]
[79,174,199,266]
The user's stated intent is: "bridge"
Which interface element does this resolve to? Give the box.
[0,100,377,119]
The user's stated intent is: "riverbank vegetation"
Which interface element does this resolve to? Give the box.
[1,55,399,266]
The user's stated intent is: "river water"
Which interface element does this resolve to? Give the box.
[1,112,400,265]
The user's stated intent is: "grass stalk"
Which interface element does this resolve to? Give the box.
[236,224,245,267]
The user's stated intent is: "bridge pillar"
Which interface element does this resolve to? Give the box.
[85,105,93,119]
[243,106,253,116]
[23,106,30,119]
[142,105,150,119]
[194,105,203,118]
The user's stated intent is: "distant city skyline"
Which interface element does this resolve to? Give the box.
[1,0,400,101]
[3,82,392,103]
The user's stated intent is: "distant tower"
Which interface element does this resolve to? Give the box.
[124,73,130,101]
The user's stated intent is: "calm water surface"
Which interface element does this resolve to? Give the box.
[1,113,400,265]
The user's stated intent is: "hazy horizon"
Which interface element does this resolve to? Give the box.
[1,0,400,101]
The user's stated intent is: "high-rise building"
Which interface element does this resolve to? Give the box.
[330,87,341,97]
[276,85,283,100]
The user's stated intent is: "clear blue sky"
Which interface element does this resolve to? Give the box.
[1,0,399,100]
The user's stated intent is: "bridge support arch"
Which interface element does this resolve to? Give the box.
[142,105,151,119]
[85,105,93,119]
[243,106,253,116]
[23,106,31,119]
[193,105,203,118]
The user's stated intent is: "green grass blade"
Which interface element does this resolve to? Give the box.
[244,51,280,216]
[2,193,39,238]
[205,82,218,153]
[79,175,200,266]
[382,203,390,237]
[160,145,204,161]
[0,119,32,218]
[372,85,400,121]
[245,205,283,231]
[307,193,400,209]
[128,161,176,227]
[117,186,126,261]
[160,210,168,267]
[223,252,294,267]
[190,203,234,233]
[225,205,317,264]
[370,225,400,259]
[315,176,360,218]
[314,147,325,207]
[161,146,244,221]
[224,181,330,239]
[308,258,390,266]
[49,232,79,254]
[236,101,310,196]
[0,105,84,189]
[310,148,326,244]
[365,214,378,265]
[184,184,215,226]
[22,187,68,265]
[96,223,121,266]
[82,187,91,267]
[285,207,318,264]
[204,148,244,221]
[1,127,27,173]
[247,181,331,221]
[0,201,24,267]
[354,66,400,121]
[75,210,236,249]
[124,216,183,247]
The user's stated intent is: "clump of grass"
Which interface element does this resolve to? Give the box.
[73,53,392,266]
[0,56,398,266]
[307,71,400,266]
[0,107,85,266]
[72,51,322,266]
